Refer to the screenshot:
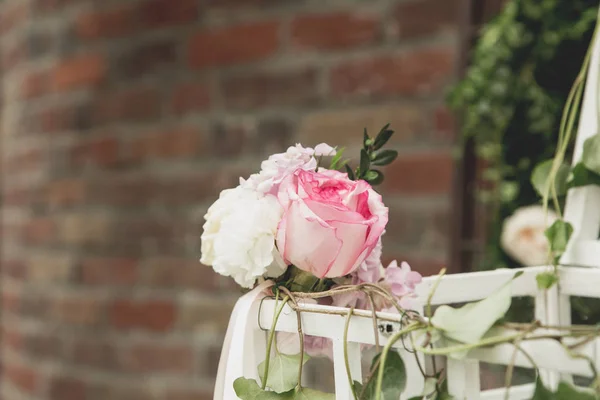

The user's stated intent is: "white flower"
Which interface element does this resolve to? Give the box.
[200,186,286,288]
[500,205,558,266]
[240,143,335,195]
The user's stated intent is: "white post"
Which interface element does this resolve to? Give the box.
[447,358,481,400]
[332,340,362,400]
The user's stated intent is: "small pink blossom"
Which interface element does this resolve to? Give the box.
[385,261,422,297]
[241,143,336,195]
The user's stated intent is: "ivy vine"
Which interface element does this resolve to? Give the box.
[449,0,600,322]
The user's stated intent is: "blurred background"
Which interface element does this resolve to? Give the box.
[0,0,596,398]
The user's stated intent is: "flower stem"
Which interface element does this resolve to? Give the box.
[261,293,289,390]
[374,323,423,400]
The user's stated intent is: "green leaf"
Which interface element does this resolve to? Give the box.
[345,164,356,180]
[531,377,553,400]
[359,149,370,177]
[233,378,292,399]
[233,378,334,400]
[293,387,335,400]
[373,124,394,150]
[531,160,570,197]
[568,162,600,188]
[555,381,597,399]
[544,219,573,257]
[363,128,369,147]
[330,147,345,170]
[258,352,310,393]
[582,133,600,175]
[362,350,406,400]
[430,272,520,346]
[536,272,559,290]
[364,170,384,185]
[371,150,398,166]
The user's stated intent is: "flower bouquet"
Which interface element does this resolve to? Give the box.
[201,121,600,398]
[201,126,427,397]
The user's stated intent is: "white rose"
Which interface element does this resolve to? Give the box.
[200,186,286,288]
[500,205,558,266]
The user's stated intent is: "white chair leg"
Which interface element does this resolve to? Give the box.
[447,358,481,400]
[332,340,362,400]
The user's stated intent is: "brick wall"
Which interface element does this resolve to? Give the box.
[0,0,459,398]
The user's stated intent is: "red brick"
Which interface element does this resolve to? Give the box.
[170,82,210,115]
[382,151,454,195]
[110,299,176,332]
[434,105,456,140]
[330,47,456,98]
[70,137,120,167]
[93,86,161,123]
[5,148,43,173]
[395,0,459,39]
[139,0,199,28]
[188,21,280,69]
[221,67,319,110]
[76,5,137,39]
[51,295,105,326]
[26,333,67,361]
[121,343,194,373]
[127,128,203,162]
[49,376,86,400]
[80,258,138,285]
[118,39,178,78]
[71,338,117,369]
[21,69,49,99]
[3,260,28,280]
[0,2,29,34]
[5,363,39,394]
[37,104,74,133]
[22,218,56,244]
[291,12,380,50]
[4,329,24,351]
[2,40,25,71]
[2,291,21,313]
[140,259,218,290]
[46,179,86,208]
[53,54,106,91]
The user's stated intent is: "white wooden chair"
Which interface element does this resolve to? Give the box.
[214,20,600,400]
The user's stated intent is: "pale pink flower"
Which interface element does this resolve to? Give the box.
[385,261,422,296]
[276,169,388,278]
[241,143,335,195]
[500,205,557,266]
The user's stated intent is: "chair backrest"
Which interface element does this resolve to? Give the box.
[217,267,600,400]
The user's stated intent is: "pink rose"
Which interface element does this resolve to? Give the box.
[276,169,388,278]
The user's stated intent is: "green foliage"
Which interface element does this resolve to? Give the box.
[569,162,600,188]
[536,271,559,289]
[357,351,407,400]
[345,124,396,186]
[233,378,334,400]
[258,352,310,393]
[531,377,599,399]
[544,219,574,262]
[531,160,570,196]
[583,133,600,174]
[448,0,597,272]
